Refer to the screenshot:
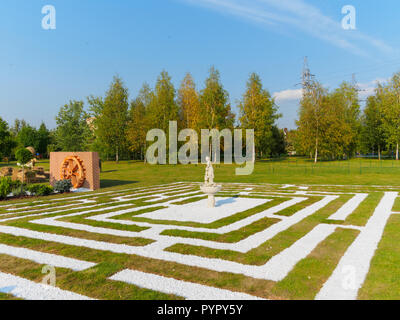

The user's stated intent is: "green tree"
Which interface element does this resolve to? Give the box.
[296,81,328,162]
[380,74,400,160]
[361,95,385,159]
[36,123,51,156]
[11,119,28,137]
[239,73,281,159]
[0,117,16,160]
[15,147,33,193]
[87,95,112,159]
[95,76,129,162]
[178,73,201,130]
[127,97,148,160]
[271,126,286,156]
[198,67,235,162]
[199,67,234,130]
[55,100,91,151]
[330,82,361,158]
[147,71,179,132]
[17,125,38,150]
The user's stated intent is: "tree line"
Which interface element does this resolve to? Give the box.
[0,119,51,161]
[295,71,400,162]
[2,68,400,163]
[0,67,283,162]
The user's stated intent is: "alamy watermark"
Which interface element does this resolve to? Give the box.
[146,121,255,176]
[42,5,56,30]
[42,265,56,287]
[342,5,356,30]
[341,265,357,291]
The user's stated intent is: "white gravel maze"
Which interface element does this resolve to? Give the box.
[262,224,337,281]
[0,182,395,300]
[0,272,93,300]
[109,269,265,300]
[0,244,96,271]
[328,193,368,220]
[0,194,349,282]
[0,224,331,281]
[32,196,326,253]
[316,192,398,300]
[87,196,308,234]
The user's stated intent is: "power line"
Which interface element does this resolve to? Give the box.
[295,56,315,92]
[314,57,400,83]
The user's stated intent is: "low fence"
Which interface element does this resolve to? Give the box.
[263,158,400,175]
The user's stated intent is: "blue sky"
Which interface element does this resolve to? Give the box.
[1,0,399,129]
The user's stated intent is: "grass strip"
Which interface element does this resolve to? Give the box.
[166,194,353,265]
[118,198,288,229]
[7,221,154,247]
[271,227,359,300]
[358,214,400,299]
[161,217,280,243]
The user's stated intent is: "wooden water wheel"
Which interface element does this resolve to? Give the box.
[60,156,86,188]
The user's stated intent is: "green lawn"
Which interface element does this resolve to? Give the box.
[98,158,400,188]
[0,158,400,300]
[3,157,400,189]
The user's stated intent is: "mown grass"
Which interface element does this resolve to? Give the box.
[5,158,400,191]
[60,214,149,233]
[96,158,400,188]
[170,196,208,205]
[277,196,322,217]
[272,228,359,300]
[343,192,383,226]
[392,196,400,212]
[358,214,400,299]
[115,198,288,229]
[0,160,398,300]
[0,293,21,300]
[322,192,384,227]
[166,194,353,265]
[161,217,280,243]
[0,233,276,299]
[7,221,153,247]
[0,251,179,300]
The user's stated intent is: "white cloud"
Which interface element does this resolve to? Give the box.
[358,77,390,100]
[273,88,302,102]
[179,0,394,57]
[273,77,390,103]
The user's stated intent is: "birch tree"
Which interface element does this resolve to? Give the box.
[238,73,280,160]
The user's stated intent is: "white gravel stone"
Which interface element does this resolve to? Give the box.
[316,192,397,300]
[328,193,368,220]
[137,197,269,223]
[0,272,93,300]
[109,269,265,300]
[0,244,96,271]
[0,182,390,300]
[262,224,337,281]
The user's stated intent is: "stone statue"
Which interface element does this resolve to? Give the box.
[204,156,214,185]
[200,156,222,208]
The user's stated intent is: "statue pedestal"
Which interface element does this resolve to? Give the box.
[200,184,222,208]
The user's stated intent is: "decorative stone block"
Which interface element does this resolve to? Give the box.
[50,152,100,190]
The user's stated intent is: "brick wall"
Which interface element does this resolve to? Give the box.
[50,152,100,190]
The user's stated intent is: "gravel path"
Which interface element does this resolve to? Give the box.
[316,192,397,300]
[109,269,265,300]
[0,272,93,300]
[328,193,368,220]
[0,244,96,271]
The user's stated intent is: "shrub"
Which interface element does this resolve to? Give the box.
[27,184,54,196]
[54,180,72,194]
[12,188,27,197]
[0,177,13,199]
[9,180,26,190]
[15,148,33,166]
